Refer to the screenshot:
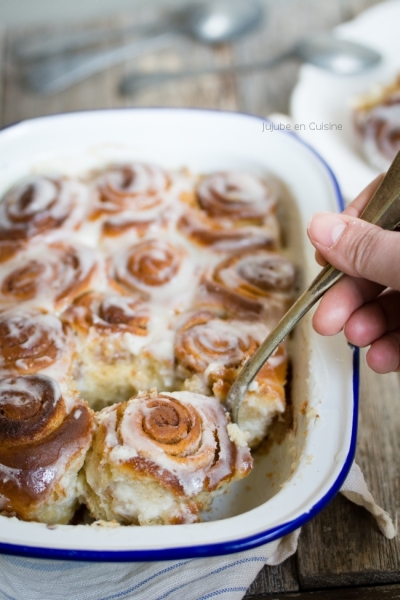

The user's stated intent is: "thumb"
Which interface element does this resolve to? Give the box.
[307,212,400,291]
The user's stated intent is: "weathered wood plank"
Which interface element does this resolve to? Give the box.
[246,583,400,599]
[244,557,299,597]
[297,357,400,589]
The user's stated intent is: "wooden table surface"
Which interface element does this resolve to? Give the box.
[1,1,399,597]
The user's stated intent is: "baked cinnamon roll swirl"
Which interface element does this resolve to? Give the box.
[175,311,260,379]
[0,308,73,380]
[353,75,400,170]
[90,162,170,219]
[174,311,287,447]
[83,390,252,525]
[0,242,99,312]
[0,176,86,242]
[178,209,278,252]
[196,171,276,222]
[62,292,154,410]
[196,249,296,321]
[110,238,198,310]
[0,374,93,523]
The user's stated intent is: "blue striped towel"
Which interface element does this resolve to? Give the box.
[0,464,394,600]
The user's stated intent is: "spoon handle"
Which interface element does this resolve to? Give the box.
[227,151,400,424]
[119,53,293,95]
[25,31,175,95]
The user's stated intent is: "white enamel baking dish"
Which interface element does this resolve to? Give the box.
[0,109,358,560]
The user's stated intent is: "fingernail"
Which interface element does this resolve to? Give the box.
[308,213,347,248]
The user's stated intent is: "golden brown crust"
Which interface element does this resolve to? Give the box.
[0,374,93,520]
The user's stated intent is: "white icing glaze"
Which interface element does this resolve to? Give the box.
[101,391,251,498]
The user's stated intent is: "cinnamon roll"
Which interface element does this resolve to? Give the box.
[109,238,198,311]
[174,311,287,447]
[0,308,74,380]
[175,310,267,390]
[0,242,99,312]
[353,75,400,170]
[0,176,86,242]
[196,249,296,321]
[83,390,252,525]
[62,292,156,410]
[0,374,93,523]
[196,171,277,222]
[90,162,170,219]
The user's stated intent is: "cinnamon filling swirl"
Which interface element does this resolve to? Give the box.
[196,171,276,221]
[174,311,259,374]
[0,177,80,241]
[0,375,66,447]
[0,243,98,310]
[0,309,71,375]
[91,163,170,218]
[214,250,296,297]
[111,239,186,296]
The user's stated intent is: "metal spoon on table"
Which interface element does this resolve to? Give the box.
[119,34,381,95]
[227,151,400,425]
[24,0,264,95]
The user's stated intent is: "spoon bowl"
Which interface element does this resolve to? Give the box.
[181,0,263,44]
[295,34,382,75]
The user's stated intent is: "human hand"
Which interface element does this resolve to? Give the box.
[307,174,400,373]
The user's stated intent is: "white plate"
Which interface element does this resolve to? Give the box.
[0,109,357,560]
[291,0,400,202]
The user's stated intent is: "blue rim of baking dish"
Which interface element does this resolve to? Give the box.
[0,109,357,561]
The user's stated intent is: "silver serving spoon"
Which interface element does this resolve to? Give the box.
[119,33,381,95]
[24,0,263,95]
[227,151,400,425]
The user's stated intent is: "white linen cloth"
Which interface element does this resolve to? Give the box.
[0,462,395,600]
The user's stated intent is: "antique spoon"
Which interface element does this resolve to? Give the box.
[119,34,381,95]
[25,0,263,94]
[227,151,400,425]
